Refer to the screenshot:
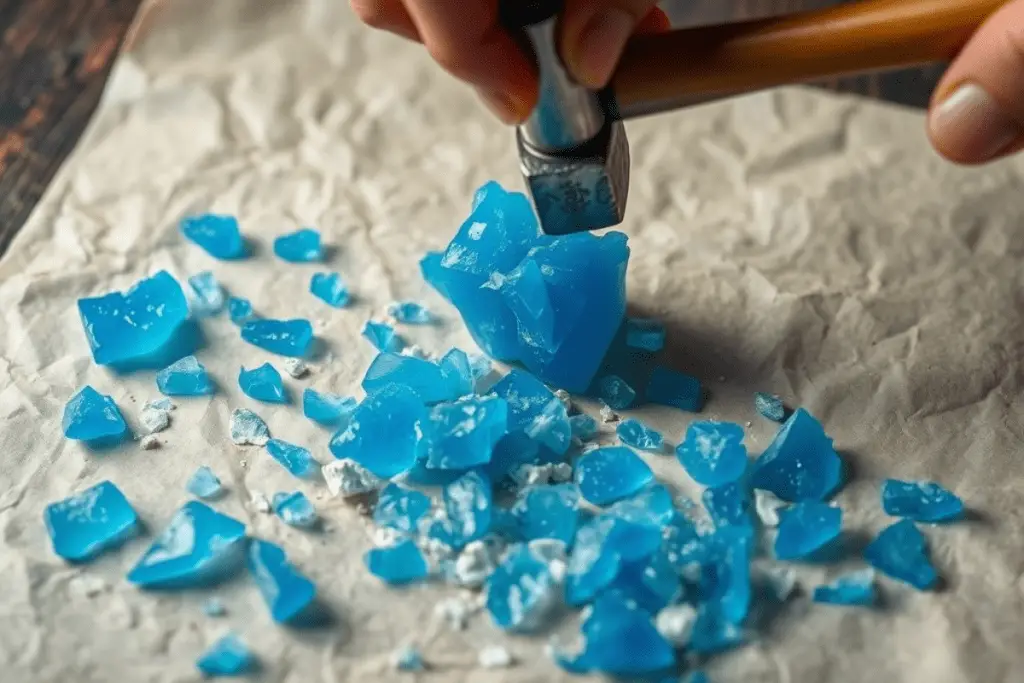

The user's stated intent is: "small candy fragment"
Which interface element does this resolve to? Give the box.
[510,462,573,487]
[625,318,666,353]
[265,439,319,478]
[438,470,493,548]
[146,397,175,411]
[389,301,433,324]
[864,519,938,590]
[239,363,288,404]
[597,375,636,410]
[646,366,703,412]
[247,539,317,622]
[140,435,160,450]
[373,483,431,532]
[241,318,314,357]
[491,369,572,455]
[654,603,698,647]
[329,385,429,478]
[302,388,357,426]
[323,459,382,498]
[676,421,747,487]
[391,645,425,671]
[616,418,664,452]
[139,404,170,435]
[274,228,323,262]
[751,408,842,502]
[230,408,270,446]
[565,517,624,606]
[180,214,245,260]
[575,446,653,505]
[187,271,225,316]
[203,598,226,617]
[599,404,618,423]
[310,272,350,308]
[754,489,787,527]
[361,352,457,405]
[362,320,403,352]
[44,481,139,562]
[512,484,580,545]
[702,481,753,532]
[881,479,964,522]
[813,569,876,606]
[157,355,215,396]
[282,358,308,378]
[574,596,676,676]
[774,502,842,560]
[754,392,786,422]
[187,466,224,500]
[228,297,254,325]
[425,396,509,470]
[486,545,560,632]
[272,492,318,528]
[570,413,599,441]
[250,492,272,514]
[365,539,429,585]
[452,539,502,588]
[478,645,514,669]
[196,633,255,677]
[62,386,127,443]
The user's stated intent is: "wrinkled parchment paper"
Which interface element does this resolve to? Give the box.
[2,2,1023,681]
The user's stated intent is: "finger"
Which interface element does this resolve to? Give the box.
[928,0,1024,164]
[559,0,661,88]
[635,7,672,35]
[350,0,420,42]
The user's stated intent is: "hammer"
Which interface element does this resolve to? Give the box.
[504,0,1007,235]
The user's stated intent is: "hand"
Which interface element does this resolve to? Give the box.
[929,0,1024,164]
[350,0,670,124]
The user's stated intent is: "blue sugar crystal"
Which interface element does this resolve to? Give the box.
[247,539,316,622]
[493,259,558,352]
[187,271,225,316]
[702,481,753,532]
[420,251,451,302]
[78,270,190,366]
[128,501,246,588]
[228,297,254,325]
[511,483,580,545]
[774,502,842,560]
[310,272,350,308]
[157,355,214,396]
[302,388,357,426]
[44,480,139,561]
[676,421,748,487]
[365,539,429,585]
[373,483,431,532]
[881,479,964,522]
[425,395,509,470]
[62,386,127,443]
[574,595,676,676]
[329,384,428,478]
[266,439,319,479]
[438,348,474,398]
[751,408,842,502]
[187,466,224,500]
[575,446,653,505]
[605,551,681,614]
[272,492,318,528]
[646,366,703,412]
[625,318,665,353]
[361,352,457,405]
[196,634,255,677]
[864,519,938,590]
[698,528,753,624]
[362,320,402,352]
[616,418,664,452]
[440,470,493,548]
[813,569,876,606]
[754,392,786,422]
[565,517,625,606]
[180,213,245,260]
[486,544,560,632]
[597,375,636,410]
[241,318,313,357]
[239,363,288,404]
[689,605,745,654]
[274,228,323,262]
[491,369,571,455]
[389,301,433,324]
[230,408,270,446]
[570,414,599,441]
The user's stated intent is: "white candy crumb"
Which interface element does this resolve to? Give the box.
[401,344,430,360]
[599,404,619,423]
[510,463,553,487]
[453,540,497,588]
[145,398,175,411]
[655,604,698,647]
[754,489,787,527]
[250,492,272,514]
[434,596,475,631]
[478,645,514,669]
[373,526,406,548]
[229,408,270,446]
[140,435,160,450]
[554,389,572,411]
[550,462,573,483]
[322,459,382,498]
[282,358,309,378]
[420,536,456,570]
[139,405,170,435]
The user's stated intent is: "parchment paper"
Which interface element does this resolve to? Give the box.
[2,2,1023,682]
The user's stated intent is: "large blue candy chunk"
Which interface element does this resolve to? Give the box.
[774,501,842,560]
[625,318,665,353]
[196,634,256,677]
[62,386,128,443]
[491,369,571,454]
[881,479,964,522]
[266,439,319,478]
[575,595,676,676]
[751,408,842,502]
[128,501,246,588]
[570,413,599,442]
[361,320,403,353]
[302,388,356,426]
[365,539,429,585]
[646,366,703,412]
[247,539,316,622]
[389,301,433,325]
[373,483,431,532]
[329,384,428,478]
[274,228,323,262]
[157,355,215,396]
[813,569,876,606]
[512,483,580,545]
[310,272,350,308]
[425,395,509,470]
[187,271,226,317]
[180,214,246,260]
[239,363,288,403]
[677,421,747,487]
[228,297,254,326]
[272,492,318,528]
[78,271,190,366]
[44,480,139,561]
[440,470,493,548]
[754,392,786,422]
[864,519,938,590]
[702,481,753,533]
[616,418,663,452]
[575,446,653,505]
[598,375,636,410]
[240,318,314,357]
[438,348,474,398]
[486,544,560,632]
[361,352,457,404]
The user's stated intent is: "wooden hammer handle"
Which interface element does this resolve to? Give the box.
[612,0,1007,112]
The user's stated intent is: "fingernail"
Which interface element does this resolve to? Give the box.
[569,8,635,89]
[477,88,526,125]
[930,83,1020,161]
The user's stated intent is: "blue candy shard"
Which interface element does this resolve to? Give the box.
[565,517,625,606]
[228,297,254,326]
[689,605,745,653]
[697,528,753,624]
[274,228,323,262]
[187,466,224,500]
[393,645,425,671]
[754,392,786,422]
[864,519,938,590]
[774,502,842,560]
[575,446,653,505]
[272,492,318,528]
[605,550,681,614]
[196,634,255,677]
[44,480,139,562]
[702,481,753,533]
[157,355,215,396]
[310,272,350,308]
[491,369,571,454]
[625,318,665,353]
[576,595,676,676]
[598,375,636,410]
[231,408,270,445]
[486,544,560,632]
[128,501,246,588]
[425,395,509,470]
[570,413,599,442]
[373,483,432,532]
[389,301,433,324]
[677,421,748,487]
[365,539,429,585]
[438,348,474,398]
[511,483,580,545]
[881,479,964,522]
[62,386,127,443]
[362,352,458,405]
[616,418,664,452]
[813,569,876,606]
[180,214,246,260]
[266,439,319,478]
[439,470,493,548]
[469,353,493,383]
[362,320,403,352]
[302,388,357,426]
[420,251,452,302]
[187,271,225,317]
[751,408,842,502]
[329,384,428,478]
[493,260,557,351]
[78,271,190,366]
[646,366,703,412]
[239,363,288,403]
[240,318,314,357]
[247,538,317,622]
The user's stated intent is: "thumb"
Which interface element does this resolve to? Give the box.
[929,0,1024,164]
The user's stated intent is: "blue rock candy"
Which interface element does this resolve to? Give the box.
[196,634,255,677]
[247,539,317,622]
[571,415,600,443]
[491,369,571,455]
[228,297,254,325]
[574,595,675,676]
[365,539,429,585]
[625,318,665,353]
[689,605,745,653]
[187,271,225,316]
[157,355,215,396]
[389,301,433,324]
[187,466,224,500]
[425,395,509,470]
[274,228,323,262]
[266,439,319,478]
[62,386,127,443]
[362,320,403,352]
[864,519,938,590]
[241,318,313,357]
[469,353,493,383]
[751,408,842,502]
[44,480,139,562]
[78,270,190,366]
[597,375,636,410]
[310,272,350,308]
[881,479,964,522]
[702,481,753,532]
[493,259,558,351]
[239,363,288,403]
[128,501,246,588]
[605,551,681,614]
[486,544,560,632]
[272,492,318,528]
[774,501,842,560]
[373,483,432,532]
[438,348,474,398]
[646,366,703,412]
[361,352,457,405]
[302,388,357,426]
[511,483,580,545]
[575,446,653,505]
[180,213,245,260]
[616,418,664,452]
[676,421,748,487]
[698,528,753,624]
[440,470,493,548]
[813,569,876,606]
[565,517,625,606]
[754,392,786,422]
[420,251,451,302]
[329,384,428,478]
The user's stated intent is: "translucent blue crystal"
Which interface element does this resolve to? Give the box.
[469,353,493,383]
[196,634,255,677]
[864,519,938,590]
[570,413,599,441]
[274,228,323,262]
[438,348,474,398]
[754,392,785,422]
[389,301,433,324]
[689,605,744,653]
[230,408,270,446]
[486,544,560,632]
[774,502,842,560]
[373,483,431,532]
[751,408,842,502]
[62,386,127,443]
[365,539,429,585]
[157,355,214,396]
[44,480,139,561]
[625,318,665,353]
[813,569,876,606]
[491,369,571,455]
[420,251,451,302]
[425,395,509,470]
[240,318,314,357]
[439,470,493,548]
[247,539,317,622]
[302,388,357,426]
[272,492,318,528]
[186,271,225,316]
[228,297,254,325]
[616,418,663,452]
[573,595,675,676]
[605,550,681,614]
[78,270,190,366]
[696,528,752,623]
[128,501,246,588]
[702,481,753,533]
[329,384,428,478]
[362,320,403,352]
[361,352,458,405]
[575,446,653,505]
[565,515,657,605]
[511,483,579,545]
[239,363,288,403]
[265,439,319,478]
[180,214,245,260]
[392,645,425,671]
[646,366,703,412]
[310,272,350,308]
[881,479,964,522]
[187,466,224,500]
[676,421,747,487]
[597,375,636,410]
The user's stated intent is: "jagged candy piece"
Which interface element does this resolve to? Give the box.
[365,539,429,585]
[239,363,288,404]
[598,375,636,410]
[157,355,214,396]
[605,550,682,614]
[882,479,964,522]
[491,369,571,454]
[187,466,224,500]
[323,459,382,498]
[310,272,350,308]
[187,271,225,316]
[625,318,665,353]
[570,413,599,441]
[574,595,675,676]
[689,605,745,654]
[362,320,402,352]
[698,527,753,623]
[78,271,189,366]
[128,501,246,588]
[813,569,876,606]
[362,352,458,404]
[265,439,319,478]
[676,421,747,487]
[751,408,841,502]
[702,481,753,533]
[420,251,451,302]
[647,366,703,412]
[864,519,938,590]
[392,645,425,671]
[228,297,254,325]
[575,446,653,505]
[272,492,318,528]
[755,489,787,527]
[44,480,138,561]
[438,470,493,548]
[247,539,316,622]
[329,384,428,478]
[512,483,580,545]
[438,348,474,398]
[754,392,785,422]
[181,214,245,260]
[565,517,623,606]
[302,388,356,426]
[241,318,313,357]
[373,483,431,532]
[774,501,842,560]
[230,408,269,445]
[425,395,509,470]
[62,386,127,443]
[139,403,170,434]
[655,604,697,647]
[282,358,307,378]
[196,634,255,677]
[274,228,322,262]
[616,418,663,452]
[486,544,560,632]
[389,301,433,324]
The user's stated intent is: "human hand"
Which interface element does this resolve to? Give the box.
[350,0,669,124]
